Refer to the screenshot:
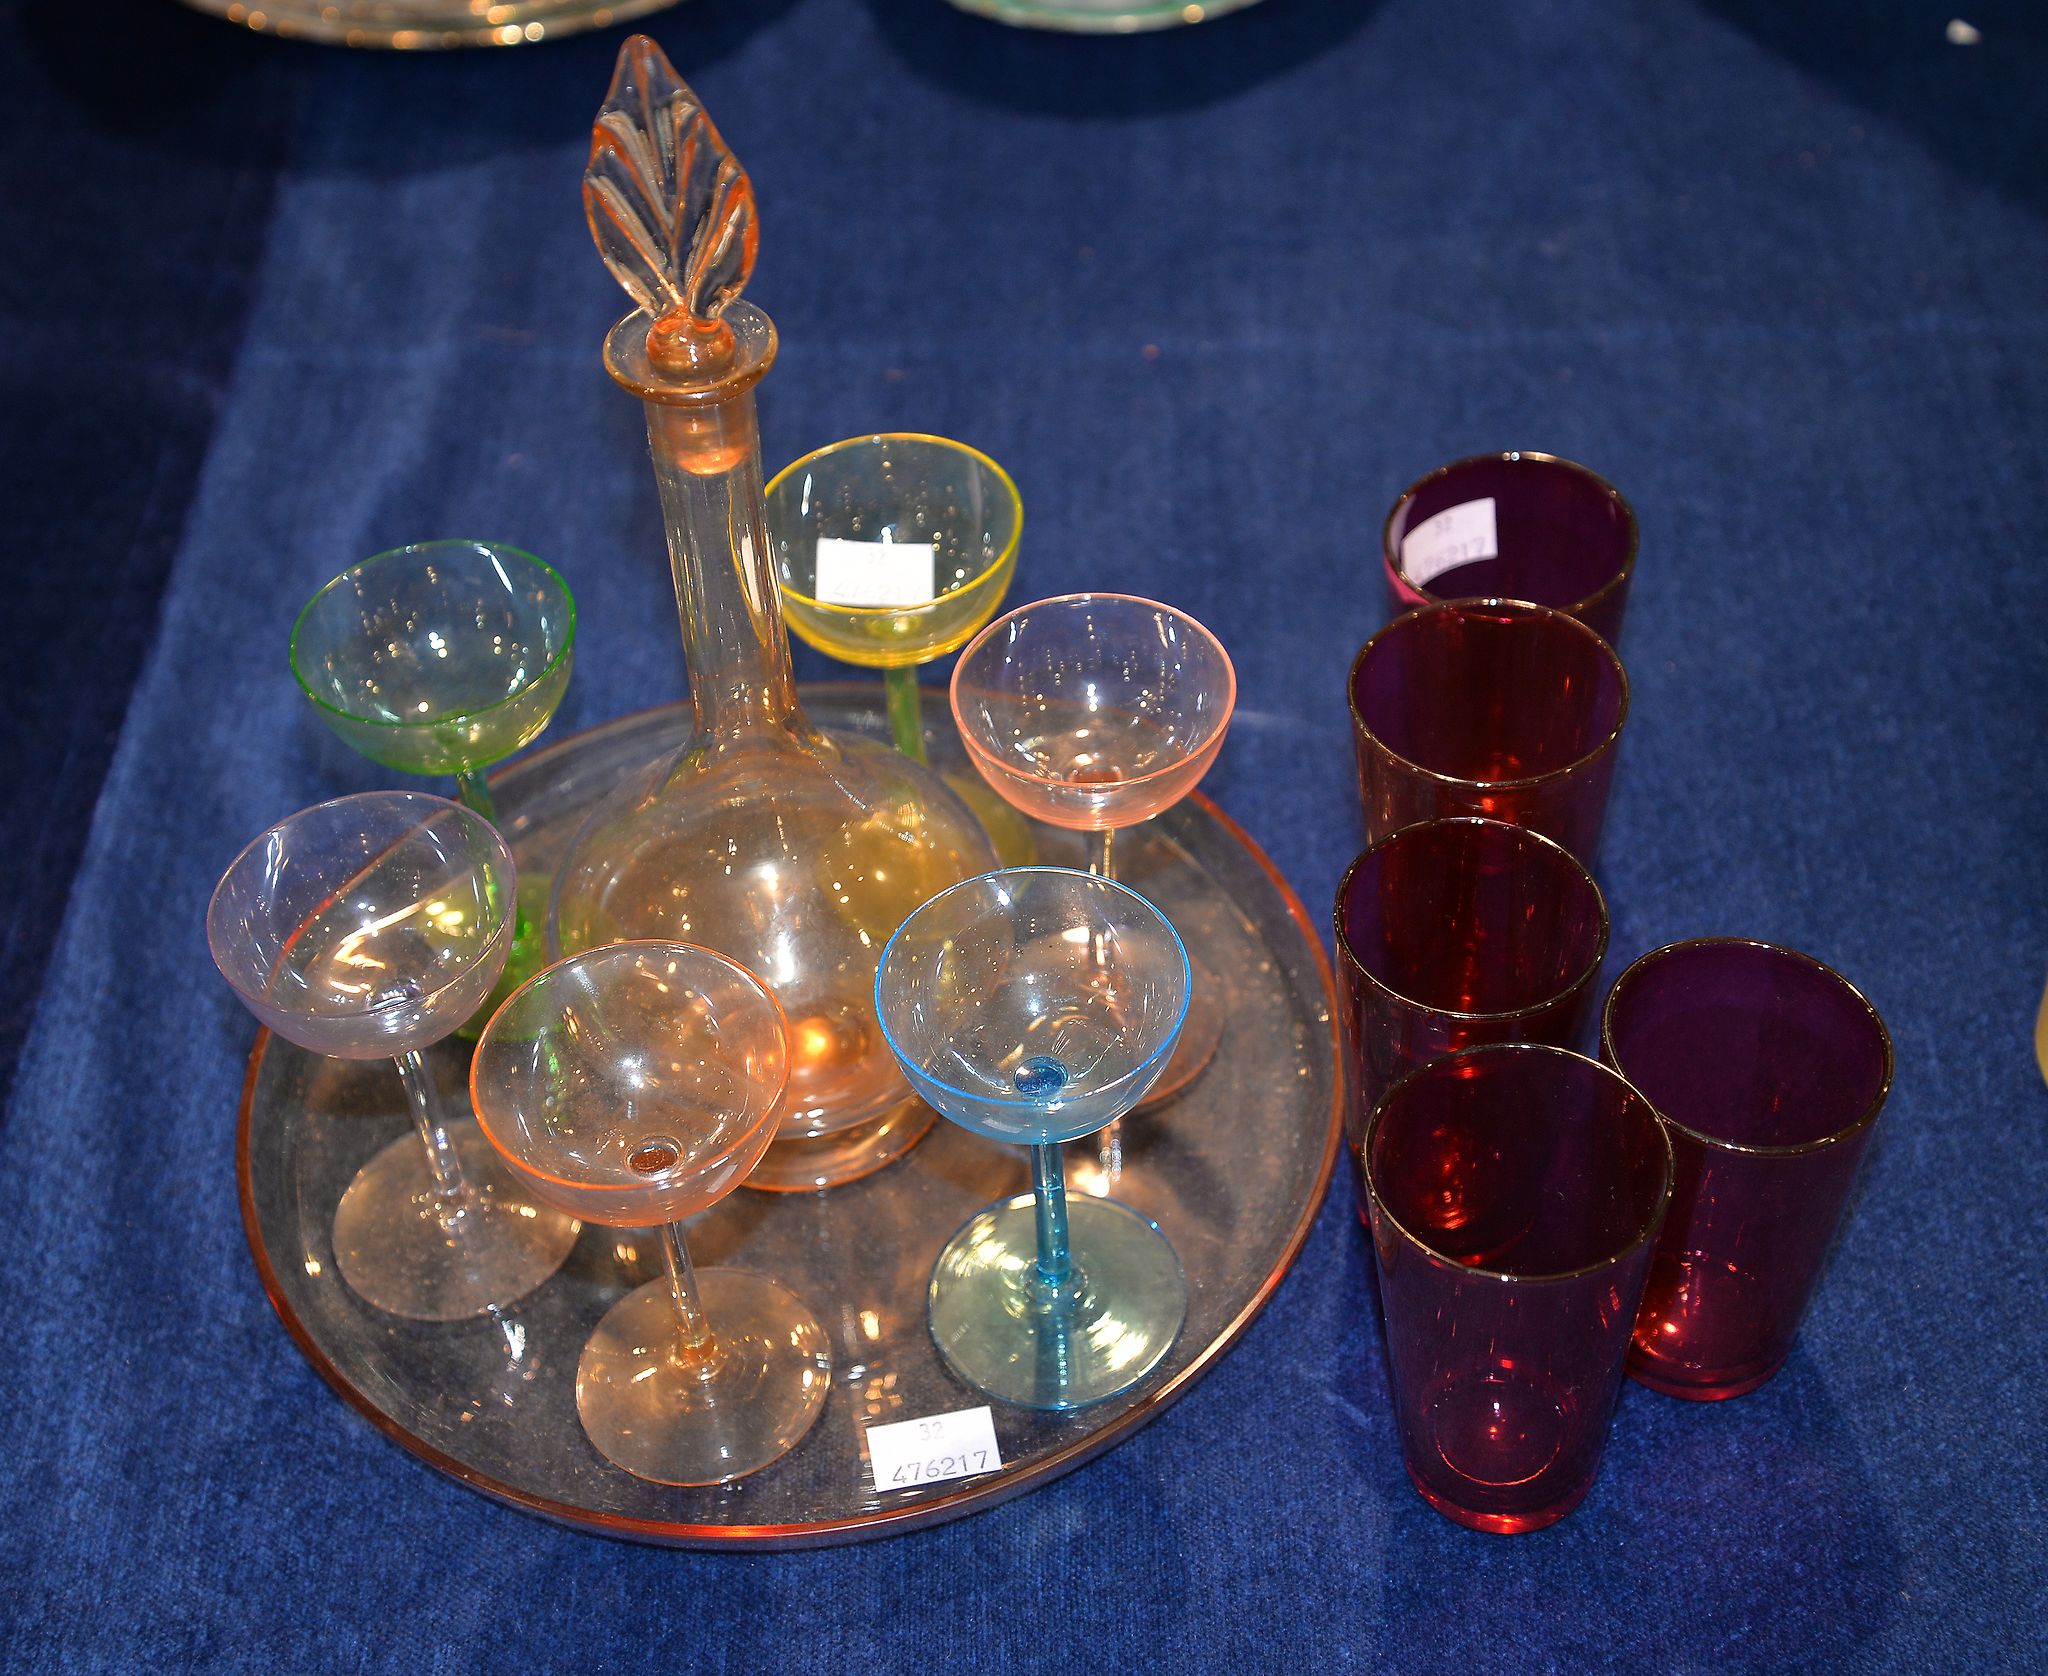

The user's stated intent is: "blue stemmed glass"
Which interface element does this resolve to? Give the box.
[876,867,1191,1409]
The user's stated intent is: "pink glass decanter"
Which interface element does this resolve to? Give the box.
[549,38,995,1190]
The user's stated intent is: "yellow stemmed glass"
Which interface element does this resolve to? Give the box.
[768,434,1031,864]
[767,435,1020,753]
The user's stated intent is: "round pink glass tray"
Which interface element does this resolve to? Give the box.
[238,685,1341,1548]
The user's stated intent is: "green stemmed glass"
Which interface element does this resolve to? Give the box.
[290,540,576,1013]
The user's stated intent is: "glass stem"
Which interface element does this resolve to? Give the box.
[1029,1141,1074,1298]
[1082,827,1123,1165]
[1084,827,1115,879]
[659,1221,716,1365]
[883,664,928,762]
[451,769,528,973]
[394,1048,469,1203]
[453,768,498,825]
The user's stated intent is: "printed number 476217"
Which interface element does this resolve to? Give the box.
[891,1451,991,1485]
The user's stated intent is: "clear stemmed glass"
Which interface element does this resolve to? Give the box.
[875,867,1191,1410]
[950,593,1235,1123]
[470,942,833,1484]
[767,433,1034,865]
[207,791,581,1320]
[290,539,576,1010]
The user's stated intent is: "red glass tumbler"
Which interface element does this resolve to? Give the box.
[1348,600,1628,863]
[1382,451,1638,647]
[1333,818,1608,1212]
[1602,939,1894,1400]
[1364,1045,1672,1533]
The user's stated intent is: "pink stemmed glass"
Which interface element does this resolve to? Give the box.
[207,791,580,1320]
[471,942,832,1484]
[1365,1044,1673,1533]
[1603,938,1894,1400]
[950,593,1235,1125]
[1382,451,1638,647]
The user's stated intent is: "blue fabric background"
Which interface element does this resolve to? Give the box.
[3,0,2043,1669]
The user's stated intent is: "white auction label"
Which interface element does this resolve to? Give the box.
[1400,496,1498,586]
[812,537,937,608]
[865,1406,1003,1490]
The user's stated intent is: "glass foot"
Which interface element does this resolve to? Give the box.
[928,1192,1186,1411]
[576,1269,832,1485]
[1135,955,1225,1111]
[332,1118,581,1321]
[743,1099,937,1191]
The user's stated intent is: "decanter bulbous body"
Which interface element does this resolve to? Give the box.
[552,721,994,1135]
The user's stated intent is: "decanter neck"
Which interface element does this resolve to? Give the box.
[644,396,802,739]
[613,304,803,741]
